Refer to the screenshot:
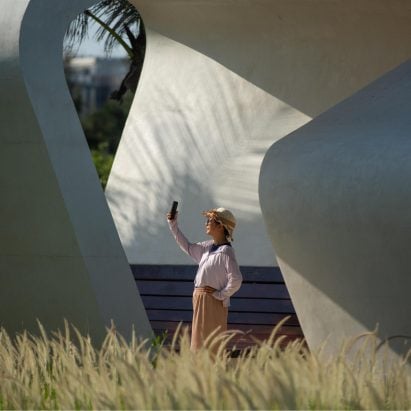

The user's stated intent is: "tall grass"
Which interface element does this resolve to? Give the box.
[0,321,409,410]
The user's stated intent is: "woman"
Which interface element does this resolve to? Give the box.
[167,207,243,352]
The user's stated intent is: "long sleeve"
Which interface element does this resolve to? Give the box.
[168,218,209,264]
[212,249,243,302]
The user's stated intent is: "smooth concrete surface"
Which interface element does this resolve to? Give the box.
[106,31,310,266]
[131,0,411,117]
[259,59,411,359]
[0,0,152,342]
[107,0,411,267]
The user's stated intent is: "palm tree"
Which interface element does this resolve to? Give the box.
[65,0,145,101]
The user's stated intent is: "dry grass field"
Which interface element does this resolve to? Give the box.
[0,320,409,410]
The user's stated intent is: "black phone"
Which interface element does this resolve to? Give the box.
[169,201,178,219]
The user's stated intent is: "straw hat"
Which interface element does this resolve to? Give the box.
[202,207,236,241]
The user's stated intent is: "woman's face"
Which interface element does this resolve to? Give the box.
[205,218,222,236]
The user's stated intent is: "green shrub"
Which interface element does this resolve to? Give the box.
[91,142,114,189]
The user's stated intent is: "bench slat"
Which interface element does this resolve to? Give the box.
[131,264,285,283]
[141,295,295,313]
[137,281,290,299]
[146,309,299,325]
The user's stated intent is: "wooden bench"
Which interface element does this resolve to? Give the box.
[131,265,304,351]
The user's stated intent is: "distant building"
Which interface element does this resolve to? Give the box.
[64,56,130,116]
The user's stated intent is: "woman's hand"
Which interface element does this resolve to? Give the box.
[167,211,178,221]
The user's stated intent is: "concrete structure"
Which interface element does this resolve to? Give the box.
[260,59,411,359]
[107,0,411,268]
[0,0,152,343]
[105,0,411,357]
[106,31,310,266]
[1,0,411,359]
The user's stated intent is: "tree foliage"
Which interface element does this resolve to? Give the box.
[65,0,142,56]
[83,92,134,188]
[65,0,145,101]
[82,92,133,153]
[91,144,114,189]
[64,0,144,189]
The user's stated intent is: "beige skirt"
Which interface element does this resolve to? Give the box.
[191,288,228,352]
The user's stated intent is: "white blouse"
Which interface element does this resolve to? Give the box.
[168,219,243,307]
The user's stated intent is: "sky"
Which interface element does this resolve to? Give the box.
[69,22,127,58]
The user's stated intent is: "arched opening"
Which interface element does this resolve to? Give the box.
[63,0,145,188]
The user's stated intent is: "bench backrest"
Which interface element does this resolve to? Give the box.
[132,265,304,350]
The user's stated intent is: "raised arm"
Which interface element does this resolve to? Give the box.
[168,216,208,264]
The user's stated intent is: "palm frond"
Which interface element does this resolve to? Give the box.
[91,0,141,54]
[64,11,90,54]
[64,0,142,56]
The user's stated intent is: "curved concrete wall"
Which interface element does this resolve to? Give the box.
[0,0,152,342]
[259,59,411,358]
[107,0,411,267]
[132,0,411,118]
[106,31,310,266]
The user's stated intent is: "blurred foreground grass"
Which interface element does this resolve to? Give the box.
[0,321,409,410]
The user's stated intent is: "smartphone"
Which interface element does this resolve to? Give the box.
[169,201,178,220]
